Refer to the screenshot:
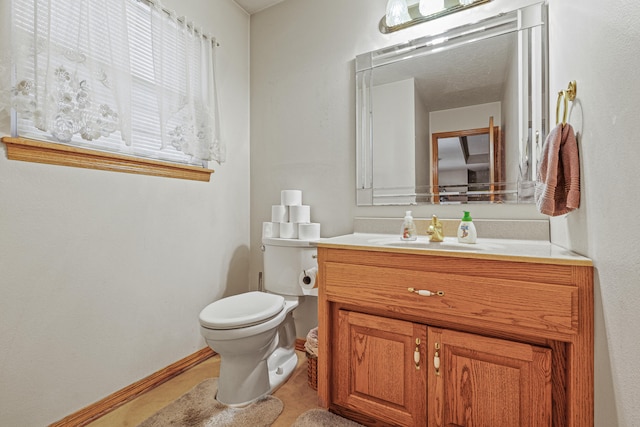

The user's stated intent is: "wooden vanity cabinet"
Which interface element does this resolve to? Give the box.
[317,246,593,427]
[428,327,552,427]
[334,310,428,426]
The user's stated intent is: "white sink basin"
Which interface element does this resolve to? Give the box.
[369,236,500,252]
[384,241,481,251]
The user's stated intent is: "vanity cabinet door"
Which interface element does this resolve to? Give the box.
[428,327,552,427]
[334,310,427,427]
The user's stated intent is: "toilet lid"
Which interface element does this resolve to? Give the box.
[199,291,286,330]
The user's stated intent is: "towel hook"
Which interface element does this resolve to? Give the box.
[556,81,577,126]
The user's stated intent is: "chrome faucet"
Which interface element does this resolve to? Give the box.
[426,215,444,242]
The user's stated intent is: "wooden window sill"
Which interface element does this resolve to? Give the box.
[1,137,214,182]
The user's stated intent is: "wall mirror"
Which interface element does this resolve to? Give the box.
[356,2,548,206]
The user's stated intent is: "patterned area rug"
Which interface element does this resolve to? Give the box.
[291,409,366,427]
[136,378,283,427]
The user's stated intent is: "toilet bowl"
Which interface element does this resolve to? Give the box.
[198,238,317,406]
[199,291,299,406]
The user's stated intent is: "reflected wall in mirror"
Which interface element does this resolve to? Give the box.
[356,2,548,206]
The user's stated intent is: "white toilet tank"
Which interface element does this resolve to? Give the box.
[262,238,317,296]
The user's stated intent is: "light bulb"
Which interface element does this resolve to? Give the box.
[459,0,475,5]
[419,0,445,16]
[386,0,411,26]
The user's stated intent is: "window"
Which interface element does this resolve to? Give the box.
[4,0,223,180]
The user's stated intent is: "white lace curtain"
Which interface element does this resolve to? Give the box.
[7,0,224,165]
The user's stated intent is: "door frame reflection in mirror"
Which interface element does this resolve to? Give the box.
[431,119,503,204]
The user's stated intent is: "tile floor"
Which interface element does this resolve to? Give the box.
[87,351,321,427]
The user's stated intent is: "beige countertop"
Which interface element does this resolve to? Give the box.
[317,233,593,266]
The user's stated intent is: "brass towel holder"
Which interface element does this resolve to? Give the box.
[556,81,577,126]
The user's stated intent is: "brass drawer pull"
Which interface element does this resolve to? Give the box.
[408,287,445,297]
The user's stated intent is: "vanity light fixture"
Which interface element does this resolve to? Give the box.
[381,0,492,34]
[385,0,411,26]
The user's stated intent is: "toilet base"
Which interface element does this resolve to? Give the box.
[214,310,299,407]
[215,345,298,407]
[267,346,298,393]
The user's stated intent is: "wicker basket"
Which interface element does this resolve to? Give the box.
[306,352,318,390]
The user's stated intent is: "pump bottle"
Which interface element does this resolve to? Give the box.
[457,211,477,244]
[401,211,417,241]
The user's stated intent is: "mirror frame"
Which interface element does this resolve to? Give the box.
[356,3,548,206]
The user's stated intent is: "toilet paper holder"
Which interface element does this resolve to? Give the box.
[302,270,313,285]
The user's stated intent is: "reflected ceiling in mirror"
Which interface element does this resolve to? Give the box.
[356,3,548,206]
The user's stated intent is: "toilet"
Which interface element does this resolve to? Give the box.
[199,237,317,406]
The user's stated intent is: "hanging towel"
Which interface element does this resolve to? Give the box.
[535,123,580,216]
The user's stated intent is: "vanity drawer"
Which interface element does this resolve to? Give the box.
[323,261,578,338]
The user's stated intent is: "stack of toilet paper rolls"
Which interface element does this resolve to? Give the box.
[263,190,321,240]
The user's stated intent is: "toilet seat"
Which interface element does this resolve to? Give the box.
[199,291,285,330]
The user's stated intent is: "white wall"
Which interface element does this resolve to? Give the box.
[429,102,502,134]
[548,1,640,426]
[373,78,416,202]
[250,0,640,425]
[414,84,430,190]
[0,1,250,425]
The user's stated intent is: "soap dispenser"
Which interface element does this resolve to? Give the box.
[401,211,417,241]
[457,211,477,244]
